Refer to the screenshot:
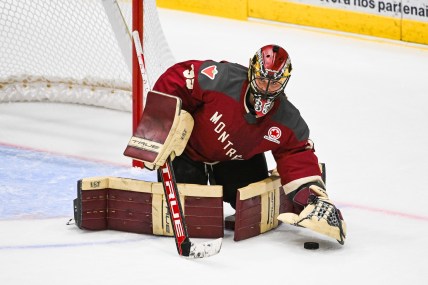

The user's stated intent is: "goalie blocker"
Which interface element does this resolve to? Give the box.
[74,177,224,238]
[123,90,193,170]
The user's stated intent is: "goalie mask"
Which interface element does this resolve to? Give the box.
[248,45,292,117]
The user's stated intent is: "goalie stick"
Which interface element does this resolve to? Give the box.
[132,31,222,258]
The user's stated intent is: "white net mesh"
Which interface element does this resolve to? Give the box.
[0,0,175,111]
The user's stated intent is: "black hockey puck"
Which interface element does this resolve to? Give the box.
[304,242,319,250]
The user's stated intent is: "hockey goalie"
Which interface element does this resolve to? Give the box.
[143,44,346,245]
[75,44,346,246]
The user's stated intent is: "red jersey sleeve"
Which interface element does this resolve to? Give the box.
[273,139,322,188]
[153,60,204,113]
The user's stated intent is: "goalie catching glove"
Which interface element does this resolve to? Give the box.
[277,183,346,245]
[124,91,194,170]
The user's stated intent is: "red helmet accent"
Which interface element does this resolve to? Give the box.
[259,45,291,79]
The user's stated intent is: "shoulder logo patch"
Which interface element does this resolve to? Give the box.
[201,65,218,80]
[264,127,281,144]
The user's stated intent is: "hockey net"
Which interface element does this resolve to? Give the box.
[0,0,175,112]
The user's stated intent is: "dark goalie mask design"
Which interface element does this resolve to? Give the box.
[248,45,292,117]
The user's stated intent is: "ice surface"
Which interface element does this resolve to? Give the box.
[1,8,428,285]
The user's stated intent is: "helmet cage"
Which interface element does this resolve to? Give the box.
[248,46,292,101]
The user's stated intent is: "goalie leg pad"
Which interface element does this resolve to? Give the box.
[123,91,194,170]
[230,175,293,241]
[74,177,224,238]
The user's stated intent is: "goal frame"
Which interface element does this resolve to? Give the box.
[0,0,175,168]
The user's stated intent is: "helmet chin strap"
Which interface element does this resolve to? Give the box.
[243,89,258,124]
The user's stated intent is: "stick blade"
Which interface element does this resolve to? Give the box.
[185,238,223,259]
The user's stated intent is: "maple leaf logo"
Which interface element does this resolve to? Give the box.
[201,65,218,80]
[268,127,281,140]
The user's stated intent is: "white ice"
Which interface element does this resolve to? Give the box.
[1,8,428,285]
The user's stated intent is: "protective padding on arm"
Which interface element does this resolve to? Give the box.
[281,163,326,195]
[123,91,194,169]
[74,177,223,238]
[233,175,293,241]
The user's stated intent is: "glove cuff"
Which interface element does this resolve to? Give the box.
[288,182,327,214]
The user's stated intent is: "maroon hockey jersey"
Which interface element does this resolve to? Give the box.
[153,60,321,186]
